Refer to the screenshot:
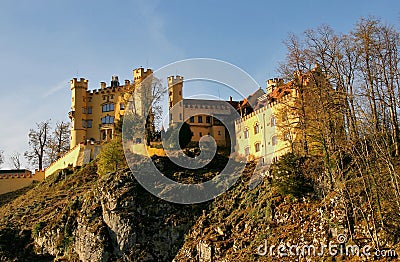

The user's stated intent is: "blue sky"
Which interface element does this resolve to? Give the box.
[0,0,399,169]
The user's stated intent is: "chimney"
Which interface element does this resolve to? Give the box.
[100,82,106,89]
[229,96,233,102]
[124,80,130,86]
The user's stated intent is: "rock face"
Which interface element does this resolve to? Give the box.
[32,168,205,261]
[1,157,399,261]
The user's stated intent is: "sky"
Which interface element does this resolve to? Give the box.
[0,0,399,169]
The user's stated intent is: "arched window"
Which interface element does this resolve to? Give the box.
[244,147,250,156]
[255,142,261,152]
[271,116,276,127]
[254,123,260,134]
[271,135,278,146]
[244,128,249,139]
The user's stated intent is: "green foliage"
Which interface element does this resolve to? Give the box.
[97,136,126,176]
[270,152,314,198]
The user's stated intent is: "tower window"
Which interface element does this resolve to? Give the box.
[179,113,182,120]
[87,119,93,128]
[120,103,125,110]
[206,116,211,123]
[88,107,92,114]
[218,130,221,135]
[199,132,202,137]
[102,103,114,112]
[190,116,194,123]
[101,116,114,124]
[198,116,203,123]
[255,142,261,152]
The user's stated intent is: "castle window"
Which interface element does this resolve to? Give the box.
[82,107,86,114]
[272,135,278,146]
[244,128,249,139]
[82,120,87,128]
[102,103,114,112]
[101,116,115,124]
[120,103,125,110]
[190,116,194,123]
[255,142,261,152]
[88,107,92,114]
[199,132,202,137]
[254,123,260,134]
[179,113,182,120]
[87,120,93,128]
[198,116,203,123]
[206,116,211,123]
[218,130,221,136]
[271,116,276,127]
[244,147,250,156]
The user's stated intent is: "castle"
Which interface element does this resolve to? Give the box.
[0,64,336,195]
[48,66,302,178]
[69,68,153,148]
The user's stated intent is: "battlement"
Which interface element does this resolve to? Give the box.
[70,78,89,89]
[133,68,153,81]
[266,78,284,93]
[168,75,184,86]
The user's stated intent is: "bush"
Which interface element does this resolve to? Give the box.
[97,136,126,176]
[270,153,314,198]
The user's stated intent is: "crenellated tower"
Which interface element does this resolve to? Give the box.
[69,78,88,149]
[266,78,284,94]
[133,68,153,117]
[168,75,183,125]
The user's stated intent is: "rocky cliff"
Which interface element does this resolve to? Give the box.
[0,155,399,261]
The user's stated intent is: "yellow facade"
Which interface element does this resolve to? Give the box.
[235,78,297,164]
[168,76,240,147]
[69,68,153,149]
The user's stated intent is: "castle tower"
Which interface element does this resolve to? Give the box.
[168,76,184,125]
[132,68,153,117]
[69,78,88,149]
[266,78,284,94]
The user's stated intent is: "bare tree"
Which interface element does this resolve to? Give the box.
[47,121,70,164]
[9,152,22,169]
[24,120,51,170]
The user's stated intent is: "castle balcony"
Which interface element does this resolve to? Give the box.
[100,123,115,130]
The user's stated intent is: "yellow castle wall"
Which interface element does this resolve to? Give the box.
[0,170,44,195]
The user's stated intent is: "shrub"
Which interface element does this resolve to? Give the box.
[97,136,126,176]
[270,152,314,198]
